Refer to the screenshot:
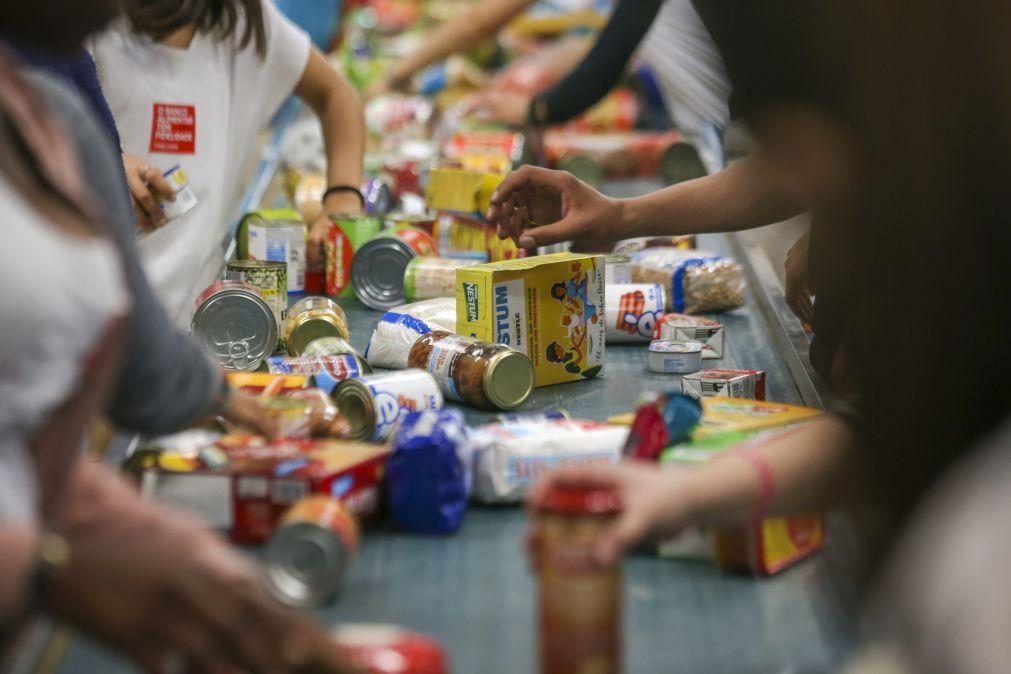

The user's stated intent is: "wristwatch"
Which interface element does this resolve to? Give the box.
[27,532,71,616]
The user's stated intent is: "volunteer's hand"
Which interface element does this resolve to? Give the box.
[123,153,175,232]
[784,229,815,328]
[487,165,622,249]
[475,90,531,127]
[310,191,360,267]
[219,389,280,439]
[526,461,695,568]
[50,522,357,674]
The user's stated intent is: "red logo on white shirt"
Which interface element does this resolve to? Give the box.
[150,103,196,154]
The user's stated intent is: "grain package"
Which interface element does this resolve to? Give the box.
[456,253,605,387]
[630,247,744,314]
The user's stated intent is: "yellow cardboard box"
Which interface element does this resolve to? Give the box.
[609,397,821,438]
[457,253,605,387]
[425,168,505,216]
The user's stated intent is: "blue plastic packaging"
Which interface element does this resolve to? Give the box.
[387,409,470,535]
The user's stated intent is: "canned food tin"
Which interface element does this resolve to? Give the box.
[333,625,449,674]
[301,335,363,361]
[557,155,603,187]
[245,215,308,293]
[225,259,288,333]
[161,165,198,220]
[648,340,704,374]
[362,177,393,215]
[333,370,443,442]
[660,141,708,185]
[605,283,666,343]
[191,281,278,371]
[351,227,439,310]
[268,354,367,394]
[259,396,313,439]
[284,297,351,356]
[603,254,632,286]
[265,496,359,608]
[326,214,383,298]
[387,212,438,236]
[403,257,480,301]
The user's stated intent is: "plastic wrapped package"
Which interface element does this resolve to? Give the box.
[630,248,745,314]
[403,257,481,301]
[387,409,470,535]
[364,298,457,370]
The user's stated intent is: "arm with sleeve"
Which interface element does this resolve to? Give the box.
[24,71,223,436]
[531,0,664,125]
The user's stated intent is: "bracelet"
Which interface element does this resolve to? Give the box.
[321,185,365,209]
[28,533,70,615]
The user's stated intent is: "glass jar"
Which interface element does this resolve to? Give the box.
[407,331,534,410]
[283,296,350,356]
[533,483,623,674]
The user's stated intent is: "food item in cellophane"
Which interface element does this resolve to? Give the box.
[630,248,745,314]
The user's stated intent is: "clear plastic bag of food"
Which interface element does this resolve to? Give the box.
[630,248,745,314]
[365,297,457,370]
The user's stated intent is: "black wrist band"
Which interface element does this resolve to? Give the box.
[322,185,365,209]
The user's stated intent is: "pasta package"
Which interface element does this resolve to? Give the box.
[630,248,745,314]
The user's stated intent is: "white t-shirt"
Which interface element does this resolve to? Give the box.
[91,1,311,319]
[636,0,731,143]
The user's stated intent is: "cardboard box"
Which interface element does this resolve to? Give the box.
[142,440,389,544]
[658,429,825,575]
[654,313,725,359]
[681,368,766,401]
[425,168,504,217]
[457,253,605,387]
[608,397,821,438]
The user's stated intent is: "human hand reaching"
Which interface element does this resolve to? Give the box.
[123,154,176,232]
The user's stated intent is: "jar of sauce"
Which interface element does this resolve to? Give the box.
[407,331,534,410]
[533,483,623,674]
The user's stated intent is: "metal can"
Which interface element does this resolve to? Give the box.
[283,297,351,356]
[386,212,438,236]
[225,259,288,333]
[351,227,439,311]
[534,483,623,674]
[362,177,394,215]
[603,254,632,286]
[245,214,308,294]
[259,396,313,439]
[660,141,708,185]
[332,625,449,674]
[605,283,666,343]
[326,214,383,298]
[160,165,198,221]
[265,495,360,608]
[268,354,368,394]
[557,155,603,187]
[333,370,443,442]
[403,257,480,301]
[191,281,278,371]
[647,340,704,374]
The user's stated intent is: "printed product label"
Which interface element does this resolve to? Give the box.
[326,227,353,297]
[160,166,199,220]
[604,261,632,285]
[367,372,443,442]
[248,224,306,292]
[425,337,474,401]
[463,282,481,322]
[493,279,527,350]
[150,103,196,154]
[605,284,665,343]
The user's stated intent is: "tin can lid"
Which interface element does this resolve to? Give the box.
[649,340,705,354]
[288,317,346,356]
[351,237,417,310]
[191,288,277,371]
[537,484,623,516]
[226,259,286,272]
[484,350,535,410]
[265,521,349,608]
[333,379,376,441]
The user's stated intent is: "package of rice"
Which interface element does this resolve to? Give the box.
[630,248,745,314]
[364,297,457,370]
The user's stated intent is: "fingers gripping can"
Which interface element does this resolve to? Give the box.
[266,495,359,608]
[605,283,666,343]
[333,370,443,442]
[351,227,439,310]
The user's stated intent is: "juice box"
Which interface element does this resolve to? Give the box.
[456,253,605,387]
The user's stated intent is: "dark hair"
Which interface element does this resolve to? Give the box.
[125,0,266,55]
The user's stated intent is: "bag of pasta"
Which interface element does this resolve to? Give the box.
[630,248,745,314]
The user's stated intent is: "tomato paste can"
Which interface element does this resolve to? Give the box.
[225,259,288,334]
[191,281,278,371]
[333,625,449,674]
[160,165,198,221]
[647,340,704,374]
[283,297,351,356]
[333,370,443,442]
[326,214,383,298]
[244,214,308,294]
[265,495,359,608]
[603,254,632,286]
[351,227,439,310]
[534,483,622,674]
[605,283,666,343]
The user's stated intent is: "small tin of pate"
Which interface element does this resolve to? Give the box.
[191,281,278,371]
[351,227,439,311]
[648,340,705,375]
[333,370,443,442]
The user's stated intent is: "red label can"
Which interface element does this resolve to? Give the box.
[333,625,449,674]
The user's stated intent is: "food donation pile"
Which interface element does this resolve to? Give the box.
[126,3,824,671]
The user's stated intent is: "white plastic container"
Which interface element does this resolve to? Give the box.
[648,340,704,374]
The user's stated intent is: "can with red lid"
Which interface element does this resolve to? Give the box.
[533,484,623,674]
[332,625,449,674]
[351,227,439,310]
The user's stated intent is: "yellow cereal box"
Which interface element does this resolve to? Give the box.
[608,397,822,438]
[456,253,605,387]
[425,167,505,216]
